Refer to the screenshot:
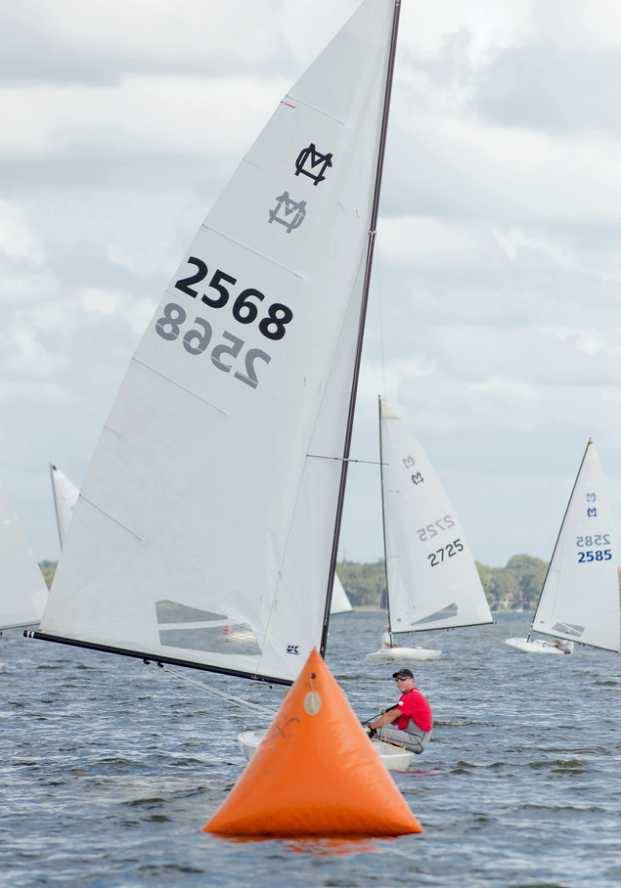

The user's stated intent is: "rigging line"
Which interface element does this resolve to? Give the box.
[378,276,387,400]
[307,453,385,466]
[161,665,277,717]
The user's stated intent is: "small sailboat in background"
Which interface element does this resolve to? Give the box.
[0,487,48,668]
[28,0,403,764]
[506,439,620,656]
[331,574,353,615]
[367,398,493,662]
[49,464,79,549]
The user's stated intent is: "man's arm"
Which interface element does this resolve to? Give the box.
[368,707,400,730]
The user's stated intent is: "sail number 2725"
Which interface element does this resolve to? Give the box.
[427,539,463,567]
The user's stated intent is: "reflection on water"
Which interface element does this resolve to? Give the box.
[2,611,620,887]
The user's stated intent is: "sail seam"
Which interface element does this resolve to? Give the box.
[131,358,228,415]
[79,496,144,542]
[285,93,346,126]
[200,223,304,279]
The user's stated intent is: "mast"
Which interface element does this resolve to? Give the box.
[377,396,393,641]
[49,464,63,551]
[527,438,592,642]
[320,0,402,654]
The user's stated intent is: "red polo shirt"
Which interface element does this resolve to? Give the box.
[396,688,432,732]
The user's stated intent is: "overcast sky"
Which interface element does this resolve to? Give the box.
[2,0,621,567]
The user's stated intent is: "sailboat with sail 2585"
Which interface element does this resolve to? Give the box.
[27,0,403,749]
[506,438,620,656]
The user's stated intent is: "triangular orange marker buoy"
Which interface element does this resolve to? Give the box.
[204,649,422,837]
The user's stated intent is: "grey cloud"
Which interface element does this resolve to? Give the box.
[474,45,621,135]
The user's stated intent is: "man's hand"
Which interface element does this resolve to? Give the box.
[366,726,377,739]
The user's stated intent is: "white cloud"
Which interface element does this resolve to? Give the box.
[0,201,46,265]
[3,0,621,566]
[0,76,285,163]
[380,216,506,269]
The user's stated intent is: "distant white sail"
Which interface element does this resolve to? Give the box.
[0,489,47,630]
[380,400,492,633]
[532,440,620,653]
[49,464,79,549]
[330,574,352,615]
[38,0,397,683]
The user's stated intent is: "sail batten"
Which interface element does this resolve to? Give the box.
[200,223,305,278]
[380,400,493,634]
[37,0,396,684]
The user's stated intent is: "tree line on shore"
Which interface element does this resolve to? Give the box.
[39,553,558,611]
[338,554,551,611]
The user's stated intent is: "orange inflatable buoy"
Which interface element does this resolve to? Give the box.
[204,648,422,837]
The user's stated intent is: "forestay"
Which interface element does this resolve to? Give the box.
[38,0,396,683]
[532,440,620,652]
[380,400,492,633]
[50,464,79,549]
[0,489,48,630]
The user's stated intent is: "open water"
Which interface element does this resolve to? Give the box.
[2,611,620,887]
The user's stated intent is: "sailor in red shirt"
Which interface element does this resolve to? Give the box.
[367,668,432,753]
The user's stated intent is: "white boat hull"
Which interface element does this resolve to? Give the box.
[366,645,441,662]
[238,729,416,771]
[505,637,573,655]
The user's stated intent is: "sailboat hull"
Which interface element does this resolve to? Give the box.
[505,637,573,655]
[366,645,441,662]
[238,730,416,771]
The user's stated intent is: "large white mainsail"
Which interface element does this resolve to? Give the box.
[49,464,79,549]
[379,399,493,634]
[529,439,620,653]
[33,0,399,684]
[0,489,48,630]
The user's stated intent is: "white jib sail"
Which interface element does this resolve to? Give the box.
[40,0,396,683]
[380,400,493,633]
[0,489,48,630]
[330,574,352,615]
[50,464,79,549]
[532,440,620,652]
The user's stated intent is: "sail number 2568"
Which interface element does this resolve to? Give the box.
[175,257,293,341]
[155,303,270,390]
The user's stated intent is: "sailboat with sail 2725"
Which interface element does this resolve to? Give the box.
[506,438,620,656]
[27,0,404,763]
[367,398,493,662]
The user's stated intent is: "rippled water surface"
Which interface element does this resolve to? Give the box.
[2,612,620,887]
